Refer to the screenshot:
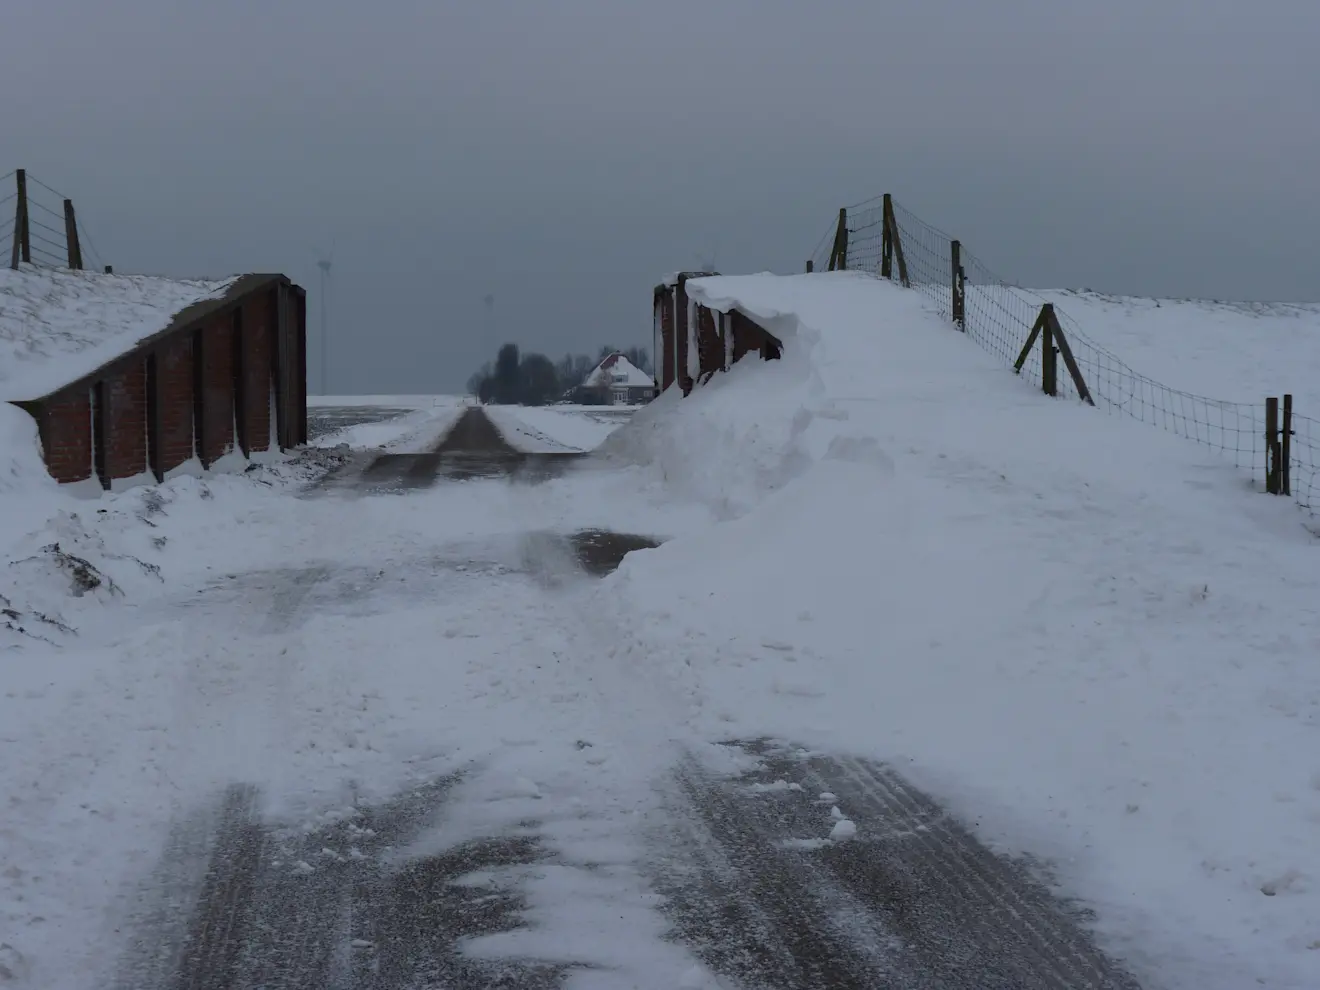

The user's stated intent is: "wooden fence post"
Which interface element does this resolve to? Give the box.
[881,194,893,279]
[63,199,83,270]
[1265,396,1281,495]
[828,208,848,271]
[881,194,909,287]
[1041,305,1058,397]
[805,259,813,273]
[1282,393,1293,497]
[10,169,30,269]
[104,265,113,274]
[951,239,965,329]
[1013,303,1094,405]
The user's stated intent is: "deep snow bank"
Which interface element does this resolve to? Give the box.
[599,272,1320,990]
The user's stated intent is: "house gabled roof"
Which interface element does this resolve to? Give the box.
[582,353,653,389]
[1,265,252,403]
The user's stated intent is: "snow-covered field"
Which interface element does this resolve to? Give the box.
[2,274,1319,988]
[484,404,634,454]
[1037,290,1320,410]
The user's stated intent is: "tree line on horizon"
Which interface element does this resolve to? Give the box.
[467,343,653,406]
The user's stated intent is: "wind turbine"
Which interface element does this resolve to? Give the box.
[313,243,335,395]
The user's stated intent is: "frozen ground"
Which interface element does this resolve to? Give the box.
[2,276,1318,989]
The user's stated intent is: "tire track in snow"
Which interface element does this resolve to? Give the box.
[656,740,1144,990]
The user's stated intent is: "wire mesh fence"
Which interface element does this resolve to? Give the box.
[809,194,1316,516]
[4,169,107,272]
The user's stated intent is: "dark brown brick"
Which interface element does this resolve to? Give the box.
[104,359,148,481]
[198,314,235,467]
[240,290,275,453]
[154,334,194,475]
[657,287,675,391]
[36,389,93,484]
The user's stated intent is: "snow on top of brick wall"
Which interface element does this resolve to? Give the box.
[0,264,237,403]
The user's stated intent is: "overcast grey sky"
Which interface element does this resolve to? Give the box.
[5,0,1317,394]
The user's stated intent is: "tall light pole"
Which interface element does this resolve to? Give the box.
[317,257,332,394]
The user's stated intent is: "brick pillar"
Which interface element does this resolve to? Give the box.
[104,360,148,481]
[37,389,93,484]
[675,279,693,395]
[154,334,194,477]
[656,286,675,391]
[242,290,274,452]
[696,305,721,379]
[198,314,235,467]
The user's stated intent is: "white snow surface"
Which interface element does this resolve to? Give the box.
[310,396,470,452]
[484,404,632,453]
[3,271,1319,989]
[0,265,236,402]
[306,394,453,408]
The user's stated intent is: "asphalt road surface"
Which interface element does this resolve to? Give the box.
[317,407,584,493]
[115,743,1141,990]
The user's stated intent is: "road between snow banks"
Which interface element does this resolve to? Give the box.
[123,743,1142,989]
[316,407,586,492]
[100,408,1143,989]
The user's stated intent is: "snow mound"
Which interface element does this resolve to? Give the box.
[600,271,1320,988]
[0,264,236,402]
[0,401,52,495]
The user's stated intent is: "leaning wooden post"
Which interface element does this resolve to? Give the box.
[1265,396,1281,495]
[1014,307,1046,376]
[882,195,910,287]
[1040,304,1058,397]
[836,207,847,271]
[880,194,893,279]
[1014,305,1094,405]
[63,199,83,270]
[951,239,965,329]
[11,169,31,269]
[1049,310,1095,406]
[1281,393,1293,497]
[828,208,848,271]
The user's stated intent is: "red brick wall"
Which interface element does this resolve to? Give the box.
[657,288,675,391]
[696,305,722,378]
[729,309,782,364]
[104,359,148,480]
[37,390,93,484]
[199,314,235,467]
[295,286,308,445]
[675,281,693,395]
[241,290,275,452]
[154,333,194,475]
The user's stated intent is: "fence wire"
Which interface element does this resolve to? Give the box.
[2,170,106,272]
[812,195,1316,515]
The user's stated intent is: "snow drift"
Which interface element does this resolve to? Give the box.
[599,271,1320,990]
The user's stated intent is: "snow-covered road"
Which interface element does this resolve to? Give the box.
[0,406,1143,989]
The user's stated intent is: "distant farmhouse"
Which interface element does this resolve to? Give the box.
[569,352,655,406]
[2,265,308,490]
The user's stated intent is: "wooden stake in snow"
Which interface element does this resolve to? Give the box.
[10,169,30,269]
